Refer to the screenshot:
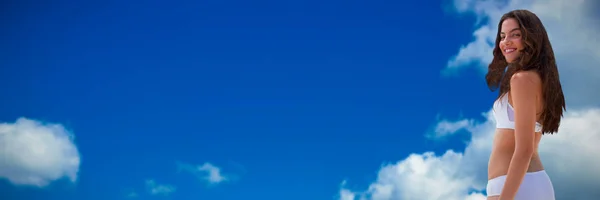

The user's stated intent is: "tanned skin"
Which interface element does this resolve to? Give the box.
[498,72,542,200]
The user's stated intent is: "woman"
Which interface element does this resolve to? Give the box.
[485,9,566,200]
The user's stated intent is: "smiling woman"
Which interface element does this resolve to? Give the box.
[485,9,566,200]
[498,20,523,63]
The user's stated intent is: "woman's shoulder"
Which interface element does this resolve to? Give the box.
[510,70,542,89]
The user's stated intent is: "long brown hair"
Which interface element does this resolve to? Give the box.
[485,9,566,134]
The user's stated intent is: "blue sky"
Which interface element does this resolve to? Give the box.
[6,0,599,200]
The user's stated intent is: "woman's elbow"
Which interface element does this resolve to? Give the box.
[515,145,534,157]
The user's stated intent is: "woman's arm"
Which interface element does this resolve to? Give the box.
[499,71,540,200]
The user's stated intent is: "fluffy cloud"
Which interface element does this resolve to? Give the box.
[177,162,229,185]
[429,118,474,139]
[339,181,358,200]
[340,108,600,200]
[338,0,600,199]
[198,162,228,183]
[145,179,176,195]
[445,0,600,108]
[0,117,81,187]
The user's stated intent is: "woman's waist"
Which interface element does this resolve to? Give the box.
[488,151,545,180]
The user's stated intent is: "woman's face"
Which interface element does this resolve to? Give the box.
[499,18,524,63]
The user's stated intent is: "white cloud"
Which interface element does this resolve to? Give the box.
[339,181,358,200]
[429,118,474,139]
[444,0,600,108]
[340,189,357,200]
[465,192,487,200]
[198,163,227,184]
[340,108,600,200]
[145,179,176,195]
[0,117,81,187]
[178,162,229,185]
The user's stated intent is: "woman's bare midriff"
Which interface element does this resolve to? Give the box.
[488,128,545,180]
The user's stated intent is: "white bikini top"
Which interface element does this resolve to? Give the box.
[492,93,543,132]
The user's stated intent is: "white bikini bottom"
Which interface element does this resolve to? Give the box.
[486,170,555,200]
